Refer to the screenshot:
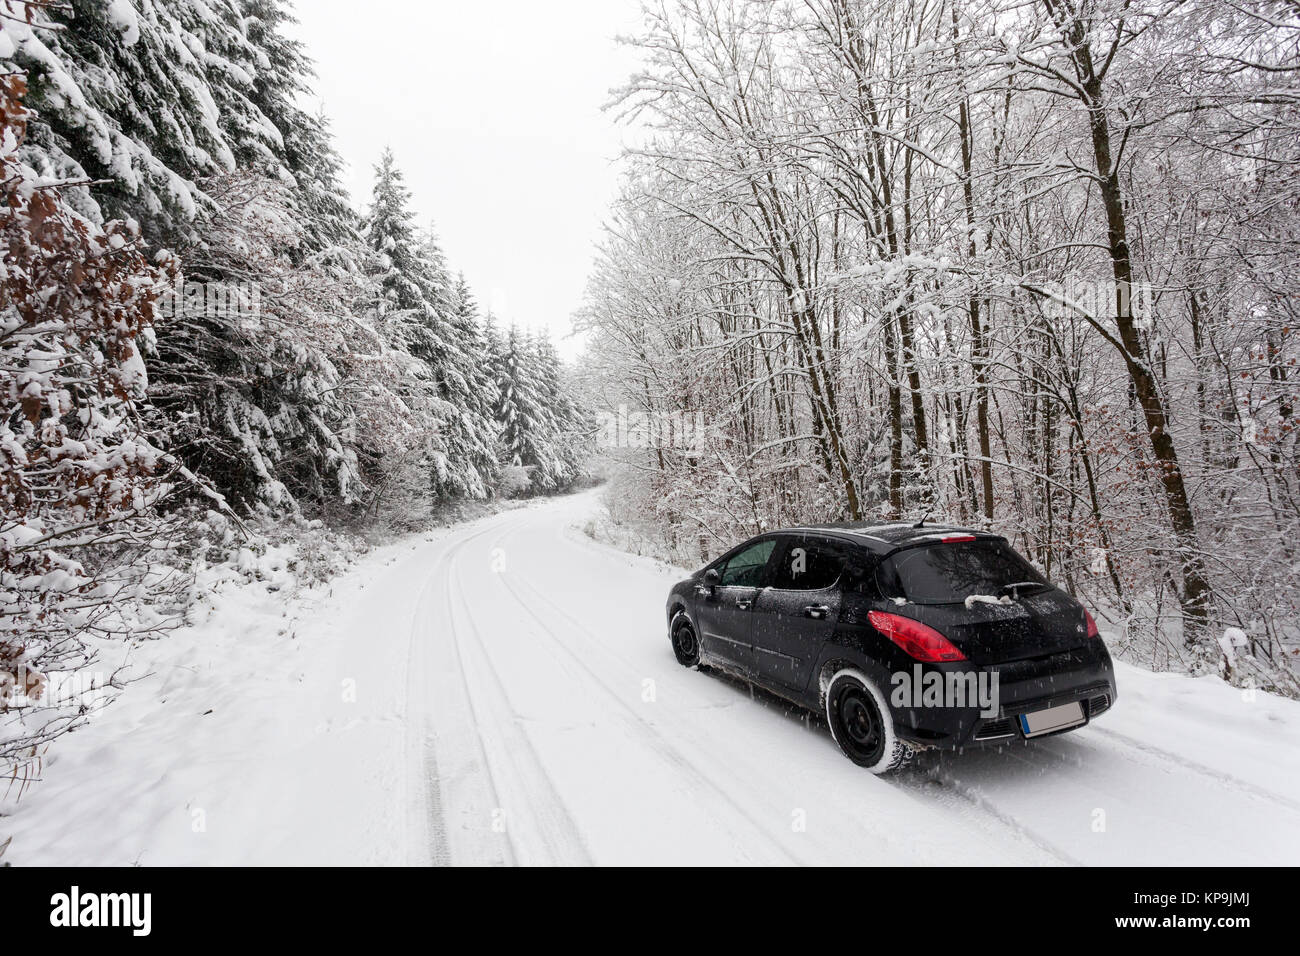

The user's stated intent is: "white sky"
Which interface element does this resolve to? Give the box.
[288,0,646,359]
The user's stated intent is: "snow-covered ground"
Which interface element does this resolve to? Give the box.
[5,490,1300,865]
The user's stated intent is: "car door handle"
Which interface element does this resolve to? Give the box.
[803,604,830,619]
[735,598,752,610]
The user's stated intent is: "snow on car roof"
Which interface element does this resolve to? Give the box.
[778,522,993,551]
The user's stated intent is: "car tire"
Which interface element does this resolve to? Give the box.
[825,668,914,774]
[670,614,701,668]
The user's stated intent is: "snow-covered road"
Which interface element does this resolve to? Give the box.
[9,490,1300,865]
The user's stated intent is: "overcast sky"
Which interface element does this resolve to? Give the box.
[288,1,645,358]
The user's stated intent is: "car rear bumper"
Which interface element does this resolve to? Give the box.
[891,642,1117,750]
[964,681,1115,747]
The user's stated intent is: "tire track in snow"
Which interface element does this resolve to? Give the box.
[1086,725,1300,813]
[407,520,517,866]
[906,723,1300,866]
[402,559,449,865]
[439,528,594,866]
[905,765,1084,866]
[469,517,814,863]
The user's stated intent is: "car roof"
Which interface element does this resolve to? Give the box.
[771,521,1003,555]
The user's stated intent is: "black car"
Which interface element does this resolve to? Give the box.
[665,523,1117,773]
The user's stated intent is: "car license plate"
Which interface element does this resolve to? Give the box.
[1018,701,1085,738]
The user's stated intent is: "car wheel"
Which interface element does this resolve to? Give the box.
[825,668,914,774]
[671,614,701,667]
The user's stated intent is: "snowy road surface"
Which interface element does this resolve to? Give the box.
[8,490,1300,865]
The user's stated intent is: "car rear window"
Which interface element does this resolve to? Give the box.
[876,540,1046,605]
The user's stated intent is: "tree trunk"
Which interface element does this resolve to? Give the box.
[953,4,995,521]
[1048,1,1212,641]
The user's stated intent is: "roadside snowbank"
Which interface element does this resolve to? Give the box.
[0,524,448,865]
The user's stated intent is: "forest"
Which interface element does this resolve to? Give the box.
[580,0,1300,693]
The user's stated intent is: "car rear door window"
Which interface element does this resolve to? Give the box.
[770,537,845,590]
[717,539,776,587]
[878,540,1045,605]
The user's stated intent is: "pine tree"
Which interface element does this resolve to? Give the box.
[487,323,587,495]
[532,334,590,488]
[365,149,440,315]
[5,0,276,242]
[147,171,365,513]
[241,0,363,257]
[438,268,500,490]
[493,324,544,488]
[364,151,498,500]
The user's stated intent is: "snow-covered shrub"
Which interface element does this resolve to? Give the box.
[177,505,365,600]
[494,464,534,499]
[0,71,184,775]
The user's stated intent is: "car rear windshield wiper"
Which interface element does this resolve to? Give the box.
[998,580,1049,599]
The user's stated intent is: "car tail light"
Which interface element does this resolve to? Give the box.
[941,534,976,543]
[867,610,967,662]
[1083,608,1100,639]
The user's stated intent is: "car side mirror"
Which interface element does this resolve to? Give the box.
[702,568,720,588]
